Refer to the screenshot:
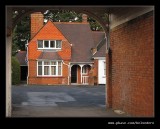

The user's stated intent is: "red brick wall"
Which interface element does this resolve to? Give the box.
[109,11,154,116]
[77,66,81,84]
[28,61,69,85]
[28,76,66,85]
[31,12,44,39]
[28,21,71,61]
[28,20,71,85]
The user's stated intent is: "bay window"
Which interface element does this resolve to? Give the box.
[37,60,62,76]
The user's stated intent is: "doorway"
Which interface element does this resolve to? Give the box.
[20,66,28,81]
[71,65,78,83]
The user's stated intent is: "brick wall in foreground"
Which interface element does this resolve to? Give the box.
[109,11,154,117]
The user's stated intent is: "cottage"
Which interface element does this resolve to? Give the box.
[17,12,106,85]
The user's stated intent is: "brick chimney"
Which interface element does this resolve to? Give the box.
[82,14,88,23]
[31,12,44,39]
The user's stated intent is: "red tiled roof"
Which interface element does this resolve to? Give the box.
[93,43,106,57]
[38,52,62,60]
[92,31,105,47]
[30,20,106,62]
[15,51,27,65]
[91,31,106,58]
[54,23,95,62]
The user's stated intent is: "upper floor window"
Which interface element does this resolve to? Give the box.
[37,40,62,49]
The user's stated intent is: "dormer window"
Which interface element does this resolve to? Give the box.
[37,40,62,49]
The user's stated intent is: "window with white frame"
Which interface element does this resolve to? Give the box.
[82,66,88,74]
[37,40,62,49]
[37,60,62,76]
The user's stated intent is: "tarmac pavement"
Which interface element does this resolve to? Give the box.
[12,84,130,117]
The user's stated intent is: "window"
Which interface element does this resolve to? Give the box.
[38,61,42,75]
[37,40,62,49]
[38,40,43,48]
[44,41,49,48]
[82,66,88,74]
[56,40,61,48]
[50,41,55,48]
[37,61,62,76]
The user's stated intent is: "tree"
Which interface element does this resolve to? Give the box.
[12,14,30,56]
[12,56,20,85]
[44,10,82,22]
[44,10,104,31]
[12,10,105,55]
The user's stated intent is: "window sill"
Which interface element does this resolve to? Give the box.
[37,48,61,50]
[37,76,63,78]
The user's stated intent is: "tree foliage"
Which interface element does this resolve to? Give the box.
[12,56,20,85]
[12,10,104,54]
[12,16,30,56]
[44,10,103,31]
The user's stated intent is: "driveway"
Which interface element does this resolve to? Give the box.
[12,85,129,117]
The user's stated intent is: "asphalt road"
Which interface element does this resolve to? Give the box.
[11,84,129,117]
[12,85,106,108]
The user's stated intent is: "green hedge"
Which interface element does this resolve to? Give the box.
[12,56,20,85]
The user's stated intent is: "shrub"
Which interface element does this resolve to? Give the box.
[12,56,20,85]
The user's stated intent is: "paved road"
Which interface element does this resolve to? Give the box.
[12,85,130,117]
[12,85,106,108]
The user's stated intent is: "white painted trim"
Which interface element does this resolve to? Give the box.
[82,76,89,84]
[37,60,62,76]
[27,60,29,85]
[37,59,62,61]
[93,57,105,60]
[70,62,93,64]
[37,40,62,49]
[79,65,84,84]
[38,48,61,50]
[98,59,106,84]
[61,61,63,77]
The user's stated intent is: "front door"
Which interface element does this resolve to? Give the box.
[71,65,77,83]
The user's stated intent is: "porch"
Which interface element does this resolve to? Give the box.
[70,63,93,85]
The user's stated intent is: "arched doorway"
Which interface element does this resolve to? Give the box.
[71,65,79,84]
[71,64,92,85]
